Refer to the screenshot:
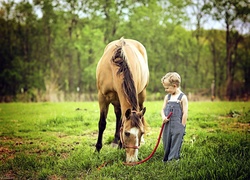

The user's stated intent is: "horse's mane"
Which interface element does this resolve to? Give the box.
[130,113,143,128]
[111,40,138,110]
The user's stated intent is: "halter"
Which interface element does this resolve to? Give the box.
[120,109,141,150]
[119,109,143,149]
[120,126,140,149]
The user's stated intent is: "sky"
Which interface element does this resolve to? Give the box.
[5,0,250,34]
[184,3,249,35]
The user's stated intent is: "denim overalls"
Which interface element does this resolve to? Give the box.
[162,93,185,161]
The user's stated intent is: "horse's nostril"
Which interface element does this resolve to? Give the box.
[125,131,130,137]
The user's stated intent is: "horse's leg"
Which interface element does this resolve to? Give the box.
[96,94,109,152]
[138,89,146,110]
[111,104,121,148]
[138,89,146,143]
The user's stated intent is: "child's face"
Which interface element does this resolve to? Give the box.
[162,80,177,94]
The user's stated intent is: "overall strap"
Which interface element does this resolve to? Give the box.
[167,94,171,100]
[177,93,184,101]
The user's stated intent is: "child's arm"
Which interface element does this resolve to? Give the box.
[181,95,188,126]
[161,95,169,123]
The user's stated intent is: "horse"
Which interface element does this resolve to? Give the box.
[95,37,149,163]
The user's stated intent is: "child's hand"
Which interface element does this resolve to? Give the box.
[162,117,170,124]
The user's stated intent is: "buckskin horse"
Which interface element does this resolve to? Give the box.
[95,37,149,163]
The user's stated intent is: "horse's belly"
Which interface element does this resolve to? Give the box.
[103,91,119,104]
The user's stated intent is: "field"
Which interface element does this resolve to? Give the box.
[0,101,249,179]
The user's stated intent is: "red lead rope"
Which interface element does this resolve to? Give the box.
[123,111,173,166]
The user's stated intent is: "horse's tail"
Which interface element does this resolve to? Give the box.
[119,37,126,46]
[111,38,137,110]
[112,37,126,65]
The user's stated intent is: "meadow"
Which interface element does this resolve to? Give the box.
[0,101,249,179]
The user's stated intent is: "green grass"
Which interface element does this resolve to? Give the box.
[0,101,249,179]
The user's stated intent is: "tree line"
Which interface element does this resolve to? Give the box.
[0,0,249,102]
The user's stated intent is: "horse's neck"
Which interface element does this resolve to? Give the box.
[120,99,138,116]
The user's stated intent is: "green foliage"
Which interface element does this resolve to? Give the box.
[0,0,249,102]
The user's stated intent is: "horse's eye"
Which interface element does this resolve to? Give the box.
[125,131,130,137]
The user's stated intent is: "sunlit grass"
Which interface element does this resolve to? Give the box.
[0,101,249,179]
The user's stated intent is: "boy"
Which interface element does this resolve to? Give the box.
[160,72,188,162]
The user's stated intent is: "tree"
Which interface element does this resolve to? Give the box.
[188,0,211,89]
[203,0,250,100]
[0,0,249,102]
[206,30,226,99]
[237,35,250,99]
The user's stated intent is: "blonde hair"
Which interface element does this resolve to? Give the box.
[161,72,181,87]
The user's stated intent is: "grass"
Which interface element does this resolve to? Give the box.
[0,101,249,179]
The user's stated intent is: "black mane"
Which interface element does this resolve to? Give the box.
[112,45,138,110]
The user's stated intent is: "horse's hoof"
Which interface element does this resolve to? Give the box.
[95,149,100,153]
[96,144,102,152]
[111,143,118,148]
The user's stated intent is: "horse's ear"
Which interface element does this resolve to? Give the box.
[140,107,146,116]
[125,109,131,119]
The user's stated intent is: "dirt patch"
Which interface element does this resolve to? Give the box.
[218,116,250,132]
[0,136,26,162]
[48,175,65,180]
[2,170,16,180]
[0,146,15,162]
[232,122,250,130]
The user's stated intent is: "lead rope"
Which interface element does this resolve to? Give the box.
[97,112,173,170]
[123,111,173,166]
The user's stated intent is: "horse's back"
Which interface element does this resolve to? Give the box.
[96,38,149,101]
[104,39,147,64]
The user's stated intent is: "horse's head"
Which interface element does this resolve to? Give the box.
[120,107,146,163]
